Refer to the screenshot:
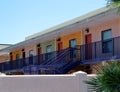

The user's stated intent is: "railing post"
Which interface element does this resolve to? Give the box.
[94,42,96,59]
[112,38,114,56]
[70,48,73,61]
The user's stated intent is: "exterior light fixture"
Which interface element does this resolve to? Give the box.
[85,28,89,33]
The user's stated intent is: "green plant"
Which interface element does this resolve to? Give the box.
[106,0,120,12]
[85,61,120,92]
[107,0,120,6]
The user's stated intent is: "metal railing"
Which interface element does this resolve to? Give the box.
[80,36,120,64]
[1,36,120,73]
[37,47,81,74]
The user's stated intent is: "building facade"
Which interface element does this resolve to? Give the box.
[0,7,120,74]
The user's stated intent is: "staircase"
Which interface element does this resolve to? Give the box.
[0,46,81,74]
[36,47,81,74]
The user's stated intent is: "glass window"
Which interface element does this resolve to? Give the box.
[102,29,112,40]
[16,54,19,60]
[69,39,76,57]
[102,29,112,53]
[29,50,34,57]
[69,39,76,48]
[46,45,52,53]
[46,45,52,59]
[29,50,34,64]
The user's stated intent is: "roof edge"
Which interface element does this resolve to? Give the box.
[25,6,112,40]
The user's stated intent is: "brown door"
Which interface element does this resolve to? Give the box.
[85,34,92,59]
[22,52,26,65]
[10,52,13,61]
[38,47,42,64]
[58,42,63,51]
[38,47,42,55]
[10,53,13,69]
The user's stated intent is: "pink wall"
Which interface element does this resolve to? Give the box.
[0,55,9,63]
[25,45,37,57]
[84,19,120,43]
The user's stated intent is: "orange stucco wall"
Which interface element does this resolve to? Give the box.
[84,18,120,43]
[10,45,37,60]
[11,50,22,60]
[56,31,83,50]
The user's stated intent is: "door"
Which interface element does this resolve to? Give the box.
[22,52,25,59]
[85,34,92,59]
[37,47,42,64]
[10,53,13,69]
[22,51,26,65]
[38,47,42,55]
[58,42,62,51]
[10,54,13,61]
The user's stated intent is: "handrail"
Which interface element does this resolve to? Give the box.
[40,48,70,65]
[46,48,71,65]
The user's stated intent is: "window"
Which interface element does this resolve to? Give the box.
[46,45,52,59]
[16,54,19,60]
[29,50,34,57]
[46,45,52,53]
[29,50,34,64]
[102,29,112,53]
[69,39,76,57]
[69,39,76,48]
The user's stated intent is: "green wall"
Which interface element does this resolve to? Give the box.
[41,40,55,54]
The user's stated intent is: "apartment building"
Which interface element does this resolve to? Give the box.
[0,6,120,74]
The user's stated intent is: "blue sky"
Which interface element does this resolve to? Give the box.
[0,0,106,44]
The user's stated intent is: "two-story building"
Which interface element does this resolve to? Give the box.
[0,6,120,74]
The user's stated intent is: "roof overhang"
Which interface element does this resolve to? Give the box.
[0,7,120,52]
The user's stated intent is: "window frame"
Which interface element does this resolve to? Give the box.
[16,54,20,60]
[46,45,52,53]
[46,45,53,59]
[69,39,76,48]
[29,50,34,57]
[102,29,112,53]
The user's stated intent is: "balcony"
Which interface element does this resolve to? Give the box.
[0,36,120,74]
[80,36,120,64]
[0,48,80,73]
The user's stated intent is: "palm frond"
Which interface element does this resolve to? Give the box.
[85,61,120,92]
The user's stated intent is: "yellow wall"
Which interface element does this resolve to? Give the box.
[9,31,83,60]
[56,31,83,50]
[11,50,22,60]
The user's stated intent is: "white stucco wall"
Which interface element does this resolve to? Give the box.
[0,71,95,92]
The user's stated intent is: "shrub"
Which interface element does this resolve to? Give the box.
[85,61,120,92]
